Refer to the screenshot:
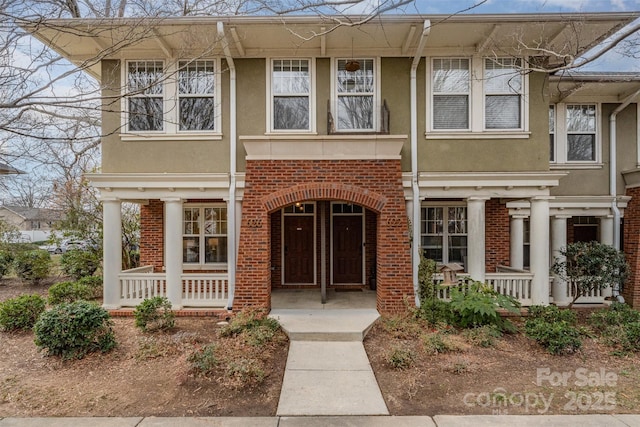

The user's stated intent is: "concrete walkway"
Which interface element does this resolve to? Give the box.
[269,308,387,416]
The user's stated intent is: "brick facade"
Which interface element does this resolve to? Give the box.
[485,199,510,272]
[234,159,413,314]
[624,187,640,307]
[140,200,164,272]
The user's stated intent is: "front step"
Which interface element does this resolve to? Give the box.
[269,309,380,342]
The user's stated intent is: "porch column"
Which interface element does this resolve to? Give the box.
[600,216,614,298]
[467,197,488,282]
[102,198,122,309]
[510,215,525,270]
[162,197,183,309]
[551,215,570,306]
[530,196,551,305]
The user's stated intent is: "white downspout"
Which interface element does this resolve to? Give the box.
[411,20,431,306]
[218,22,237,310]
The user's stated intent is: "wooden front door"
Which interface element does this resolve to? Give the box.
[284,216,314,283]
[333,215,363,283]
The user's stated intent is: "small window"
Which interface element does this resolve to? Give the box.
[178,60,216,131]
[432,58,470,130]
[421,206,467,266]
[566,104,596,161]
[336,59,374,131]
[127,61,164,131]
[183,206,227,265]
[549,105,555,162]
[484,58,522,129]
[272,59,310,131]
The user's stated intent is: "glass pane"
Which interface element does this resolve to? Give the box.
[550,135,555,162]
[433,95,469,129]
[568,134,595,161]
[433,58,469,93]
[183,237,200,263]
[484,58,522,94]
[337,59,374,93]
[485,95,521,129]
[337,95,373,130]
[448,236,467,264]
[549,106,555,132]
[128,98,163,131]
[179,98,216,131]
[205,236,227,263]
[178,61,214,94]
[448,207,467,234]
[567,105,596,132]
[274,96,309,130]
[273,59,309,94]
[128,61,163,94]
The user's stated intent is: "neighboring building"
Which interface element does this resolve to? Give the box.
[0,205,64,241]
[27,13,640,313]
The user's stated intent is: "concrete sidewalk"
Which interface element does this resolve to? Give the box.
[1,415,640,426]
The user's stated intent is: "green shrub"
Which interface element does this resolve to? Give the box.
[33,301,116,360]
[528,304,577,324]
[525,306,582,355]
[462,325,502,348]
[188,343,218,374]
[60,249,101,280]
[0,294,46,331]
[220,308,280,346]
[133,296,175,332]
[76,276,103,299]
[417,255,439,304]
[0,250,14,279]
[449,281,521,331]
[225,358,266,385]
[590,304,640,354]
[13,249,52,285]
[386,346,415,370]
[415,298,453,326]
[422,332,460,354]
[48,281,94,305]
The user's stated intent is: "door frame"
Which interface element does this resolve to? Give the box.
[281,203,317,285]
[330,202,365,285]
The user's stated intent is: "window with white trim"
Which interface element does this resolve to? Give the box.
[550,103,599,165]
[271,59,310,131]
[183,206,227,265]
[127,61,164,131]
[432,58,470,130]
[336,58,375,131]
[484,58,522,129]
[420,206,467,266]
[178,60,216,131]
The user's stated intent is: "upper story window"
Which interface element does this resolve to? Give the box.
[550,103,599,165]
[432,58,470,130]
[183,205,227,266]
[127,61,164,132]
[336,58,375,131]
[271,59,311,131]
[125,59,219,135]
[484,58,522,129]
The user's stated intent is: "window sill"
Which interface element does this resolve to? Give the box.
[265,131,318,136]
[425,131,530,140]
[120,133,223,142]
[550,163,603,170]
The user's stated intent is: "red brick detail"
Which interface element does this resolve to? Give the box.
[624,187,640,307]
[140,200,164,272]
[235,159,413,314]
[485,199,510,272]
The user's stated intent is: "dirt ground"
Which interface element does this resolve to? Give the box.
[1,279,640,417]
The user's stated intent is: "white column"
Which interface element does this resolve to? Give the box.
[467,197,488,282]
[600,216,614,297]
[530,197,551,305]
[551,215,570,306]
[163,197,183,309]
[102,198,122,309]
[510,216,525,270]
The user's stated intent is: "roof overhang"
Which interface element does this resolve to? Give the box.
[22,12,640,79]
[549,73,640,103]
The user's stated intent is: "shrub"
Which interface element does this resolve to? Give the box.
[589,303,640,354]
[422,332,461,354]
[528,304,577,324]
[220,308,280,346]
[77,276,103,299]
[13,249,52,285]
[33,301,116,360]
[525,305,582,355]
[462,325,502,348]
[417,255,439,304]
[225,358,266,385]
[134,296,175,332]
[60,249,101,280]
[386,346,415,370]
[0,294,46,331]
[48,281,94,305]
[0,250,14,279]
[188,343,218,375]
[415,298,453,326]
[449,280,521,332]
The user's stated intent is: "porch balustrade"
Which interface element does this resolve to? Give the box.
[435,272,533,306]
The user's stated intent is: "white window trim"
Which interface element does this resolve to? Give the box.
[121,59,222,137]
[482,57,527,132]
[425,55,530,138]
[266,58,316,134]
[550,103,602,167]
[331,57,380,132]
[329,202,366,286]
[182,203,228,269]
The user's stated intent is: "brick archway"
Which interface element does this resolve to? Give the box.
[234,159,413,314]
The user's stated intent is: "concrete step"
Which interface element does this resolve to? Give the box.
[269,309,380,342]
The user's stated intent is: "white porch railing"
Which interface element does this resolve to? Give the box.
[118,266,228,308]
[565,279,608,304]
[435,272,533,306]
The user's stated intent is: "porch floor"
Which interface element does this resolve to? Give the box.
[271,288,377,310]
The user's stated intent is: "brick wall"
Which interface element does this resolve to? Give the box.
[234,159,413,314]
[140,200,164,271]
[624,187,640,307]
[485,199,510,272]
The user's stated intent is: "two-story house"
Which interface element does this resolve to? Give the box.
[27,13,640,313]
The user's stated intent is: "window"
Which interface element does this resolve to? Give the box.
[127,61,164,131]
[432,58,470,130]
[484,58,522,129]
[420,206,467,266]
[272,59,310,131]
[178,60,216,131]
[336,58,374,130]
[566,104,596,161]
[183,206,227,265]
[549,105,555,162]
